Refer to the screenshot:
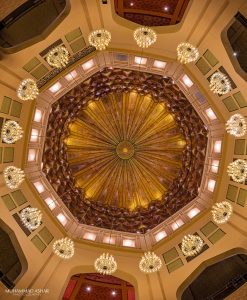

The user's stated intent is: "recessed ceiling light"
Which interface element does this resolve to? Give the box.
[86,286,91,292]
[233,52,237,56]
[111,291,117,296]
[130,2,134,6]
[164,6,169,11]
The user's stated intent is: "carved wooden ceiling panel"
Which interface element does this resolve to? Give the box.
[42,68,207,233]
[114,0,190,26]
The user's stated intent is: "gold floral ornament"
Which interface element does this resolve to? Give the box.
[133,26,157,48]
[139,251,162,273]
[46,45,69,68]
[53,237,75,259]
[211,201,233,224]
[17,78,39,101]
[227,159,247,183]
[3,166,25,189]
[226,114,246,137]
[181,234,203,257]
[20,207,42,230]
[209,72,231,95]
[94,253,117,275]
[88,29,111,50]
[177,42,199,64]
[1,120,23,144]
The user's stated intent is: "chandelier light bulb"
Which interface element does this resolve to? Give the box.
[227,159,247,183]
[226,114,246,137]
[209,72,231,95]
[177,42,199,64]
[88,29,111,51]
[20,207,42,230]
[133,26,157,48]
[46,45,70,68]
[3,166,25,189]
[17,78,39,101]
[94,253,117,275]
[181,234,203,257]
[53,237,74,259]
[1,120,23,144]
[211,201,233,224]
[139,251,162,273]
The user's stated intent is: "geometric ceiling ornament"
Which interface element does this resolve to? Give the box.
[133,26,157,48]
[94,253,117,275]
[64,92,185,211]
[211,201,233,225]
[227,159,247,183]
[225,114,246,137]
[177,42,199,64]
[20,207,43,231]
[42,68,208,233]
[1,120,23,144]
[209,72,231,95]
[181,234,204,257]
[3,166,25,189]
[139,251,162,273]
[17,78,39,101]
[52,237,75,259]
[46,46,70,69]
[88,29,111,51]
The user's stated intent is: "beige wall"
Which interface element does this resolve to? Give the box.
[0,0,247,299]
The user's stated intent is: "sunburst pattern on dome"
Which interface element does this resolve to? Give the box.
[64,92,185,211]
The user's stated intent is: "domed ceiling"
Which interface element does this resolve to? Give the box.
[42,68,207,233]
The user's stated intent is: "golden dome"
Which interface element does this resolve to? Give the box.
[64,92,185,211]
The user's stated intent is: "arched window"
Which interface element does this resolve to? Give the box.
[222,12,247,81]
[180,254,247,300]
[0,219,27,289]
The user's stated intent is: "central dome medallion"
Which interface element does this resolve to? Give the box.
[64,92,185,211]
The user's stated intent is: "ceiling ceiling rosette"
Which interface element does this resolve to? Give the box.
[42,68,207,233]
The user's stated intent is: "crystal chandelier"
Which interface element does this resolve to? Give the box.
[94,253,117,275]
[20,207,42,230]
[46,45,69,68]
[3,166,25,189]
[209,72,231,95]
[17,78,39,101]
[211,201,233,224]
[53,237,74,259]
[88,29,111,51]
[181,234,203,257]
[177,42,199,64]
[133,26,157,48]
[226,114,246,137]
[227,159,247,183]
[139,251,162,273]
[1,120,23,144]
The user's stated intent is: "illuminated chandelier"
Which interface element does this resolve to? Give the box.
[20,207,42,230]
[46,45,69,68]
[209,72,231,95]
[176,42,199,64]
[226,114,246,137]
[211,201,233,224]
[181,234,203,257]
[139,251,162,273]
[133,26,157,48]
[227,159,247,183]
[17,78,39,101]
[1,120,23,144]
[88,29,111,50]
[3,166,25,189]
[94,252,117,275]
[53,237,74,259]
